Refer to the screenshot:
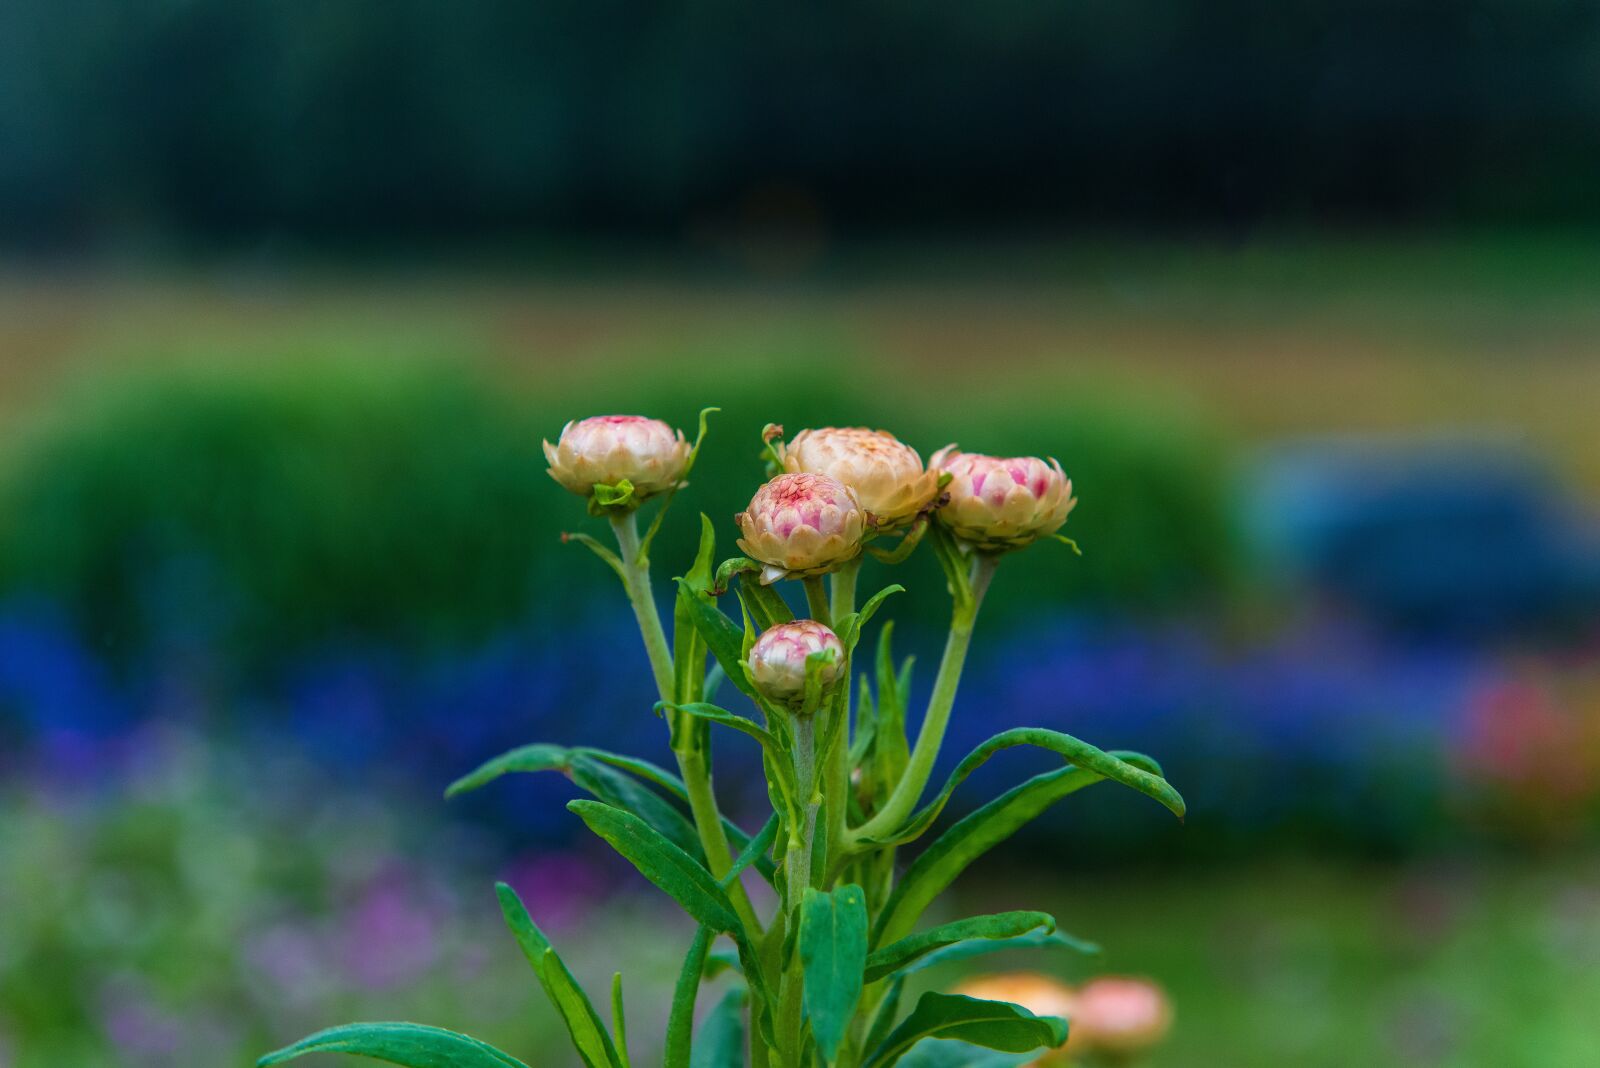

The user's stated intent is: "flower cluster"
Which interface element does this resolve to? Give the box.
[263,408,1184,1068]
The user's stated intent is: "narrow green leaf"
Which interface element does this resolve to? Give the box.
[875,766,1116,947]
[862,729,1182,847]
[258,1023,528,1068]
[674,576,762,701]
[874,625,910,792]
[895,1040,1035,1067]
[568,800,742,934]
[690,987,748,1068]
[863,975,906,1057]
[800,884,870,1062]
[446,745,774,884]
[900,930,1101,975]
[561,531,628,581]
[737,573,795,629]
[569,753,705,860]
[722,812,780,890]
[865,993,1067,1068]
[611,973,629,1068]
[665,703,798,819]
[640,410,718,559]
[671,515,719,706]
[864,911,1054,982]
[664,927,714,1068]
[496,883,621,1068]
[445,743,568,797]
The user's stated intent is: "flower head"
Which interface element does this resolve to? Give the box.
[781,427,939,528]
[543,416,690,504]
[1071,976,1172,1056]
[930,446,1075,551]
[747,620,844,705]
[736,472,866,584]
[952,973,1080,1063]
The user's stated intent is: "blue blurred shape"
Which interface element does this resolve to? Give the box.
[1246,436,1600,637]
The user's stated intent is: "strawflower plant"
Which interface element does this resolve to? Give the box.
[260,415,1185,1068]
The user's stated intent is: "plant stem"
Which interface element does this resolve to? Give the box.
[609,512,677,704]
[826,557,861,857]
[830,556,860,621]
[803,574,832,627]
[847,553,998,846]
[777,712,819,1068]
[608,511,763,940]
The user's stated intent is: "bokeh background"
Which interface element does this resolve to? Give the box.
[3,3,1600,1066]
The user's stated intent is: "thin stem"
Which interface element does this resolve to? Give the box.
[777,713,819,1068]
[609,512,676,704]
[803,574,832,628]
[847,553,998,846]
[830,556,861,621]
[608,510,763,940]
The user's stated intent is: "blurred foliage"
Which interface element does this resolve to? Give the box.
[4,1,1600,247]
[0,350,1238,683]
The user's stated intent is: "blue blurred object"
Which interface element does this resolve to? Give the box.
[1246,436,1600,637]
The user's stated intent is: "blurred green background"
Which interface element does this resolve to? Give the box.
[3,4,1600,1067]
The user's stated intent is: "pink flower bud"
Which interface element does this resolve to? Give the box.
[930,446,1076,551]
[543,415,690,502]
[735,473,866,584]
[781,427,940,528]
[747,620,844,704]
[1072,976,1173,1056]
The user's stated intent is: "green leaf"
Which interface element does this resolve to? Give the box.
[670,514,718,713]
[665,703,798,819]
[568,800,742,934]
[873,625,911,793]
[895,1041,1035,1067]
[737,574,795,629]
[690,987,748,1068]
[445,745,774,884]
[862,730,1182,847]
[593,479,636,508]
[664,926,714,1068]
[561,531,627,581]
[258,1023,528,1068]
[865,993,1067,1068]
[674,575,762,702]
[875,765,1123,946]
[837,584,905,650]
[496,884,621,1068]
[722,812,780,890]
[610,973,630,1068]
[863,975,906,1057]
[641,410,718,559]
[800,884,870,1062]
[864,911,1055,982]
[899,930,1101,975]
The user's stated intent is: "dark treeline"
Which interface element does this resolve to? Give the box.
[3,1,1599,247]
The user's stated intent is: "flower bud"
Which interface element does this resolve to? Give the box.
[951,973,1080,1063]
[930,446,1075,551]
[781,427,939,528]
[543,415,691,504]
[747,620,844,705]
[1071,976,1172,1057]
[736,473,866,584]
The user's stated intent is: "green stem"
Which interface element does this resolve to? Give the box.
[826,558,861,856]
[846,554,997,847]
[608,511,763,941]
[803,574,833,628]
[609,512,676,704]
[777,712,823,1068]
[830,556,860,621]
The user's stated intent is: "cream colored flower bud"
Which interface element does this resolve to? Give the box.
[781,427,940,528]
[1071,976,1172,1056]
[543,415,691,503]
[930,445,1076,551]
[746,620,844,705]
[735,473,866,584]
[952,973,1080,1064]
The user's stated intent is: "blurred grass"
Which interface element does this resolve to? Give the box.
[942,856,1600,1068]
[2,233,1597,490]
